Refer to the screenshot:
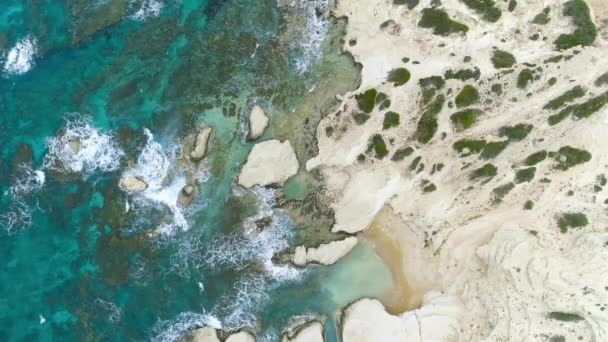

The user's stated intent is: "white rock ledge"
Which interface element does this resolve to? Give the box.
[282,321,324,342]
[248,105,269,140]
[238,139,299,188]
[292,237,358,266]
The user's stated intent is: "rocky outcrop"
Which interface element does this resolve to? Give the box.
[119,175,148,192]
[68,139,80,154]
[225,331,255,342]
[282,321,324,342]
[183,327,220,342]
[190,127,213,161]
[341,295,462,341]
[248,105,269,140]
[177,185,195,207]
[292,237,358,266]
[238,139,298,188]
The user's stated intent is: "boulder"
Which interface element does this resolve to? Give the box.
[248,105,269,140]
[225,331,256,342]
[177,185,195,207]
[119,175,148,192]
[282,322,324,342]
[184,327,220,342]
[238,140,299,188]
[190,127,213,161]
[68,139,81,154]
[292,237,358,266]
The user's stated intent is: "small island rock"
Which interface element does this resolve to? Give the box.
[248,105,269,140]
[238,139,298,188]
[190,127,213,161]
[119,175,148,192]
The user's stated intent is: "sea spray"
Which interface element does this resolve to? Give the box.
[43,116,124,175]
[0,165,45,233]
[2,36,37,76]
[151,311,222,342]
[130,0,164,21]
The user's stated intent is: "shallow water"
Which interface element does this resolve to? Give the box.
[0,0,388,340]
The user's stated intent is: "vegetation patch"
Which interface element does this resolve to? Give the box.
[376,92,391,110]
[543,85,585,110]
[515,167,536,183]
[368,134,389,159]
[491,50,516,69]
[524,200,534,210]
[455,85,480,108]
[517,69,534,89]
[481,141,509,159]
[524,150,547,166]
[394,0,420,9]
[383,111,401,129]
[419,8,469,36]
[454,139,486,156]
[417,95,446,144]
[445,68,480,81]
[392,147,414,161]
[492,182,515,203]
[499,123,533,142]
[595,72,608,87]
[387,68,411,86]
[554,146,591,170]
[548,312,584,321]
[422,182,437,193]
[554,0,598,50]
[419,76,445,105]
[557,212,589,233]
[450,109,479,130]
[548,77,558,86]
[508,0,517,12]
[356,89,378,113]
[461,0,502,22]
[471,163,498,180]
[491,83,503,95]
[410,156,422,171]
[532,7,551,25]
[548,92,608,124]
[353,113,371,125]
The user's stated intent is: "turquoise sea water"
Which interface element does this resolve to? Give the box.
[0,0,392,340]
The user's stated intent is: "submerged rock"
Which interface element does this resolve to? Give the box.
[292,237,358,266]
[282,321,324,342]
[225,331,256,342]
[190,127,213,161]
[248,105,269,140]
[183,327,220,342]
[119,175,148,192]
[238,139,299,188]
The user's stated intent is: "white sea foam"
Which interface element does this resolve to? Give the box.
[214,273,270,330]
[0,198,37,234]
[43,116,124,175]
[3,36,37,76]
[94,298,122,323]
[9,166,45,197]
[1,165,45,234]
[130,0,163,21]
[290,0,329,73]
[151,311,222,342]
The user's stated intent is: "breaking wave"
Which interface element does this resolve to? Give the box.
[43,116,124,175]
[284,0,330,73]
[2,36,37,76]
[151,311,222,342]
[1,165,45,234]
[130,0,163,21]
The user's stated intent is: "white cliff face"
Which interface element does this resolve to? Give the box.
[248,105,270,140]
[225,331,256,342]
[306,0,608,340]
[238,139,299,188]
[282,321,324,342]
[292,237,358,266]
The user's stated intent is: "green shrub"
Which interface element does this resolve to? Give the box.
[499,123,533,141]
[532,7,551,25]
[491,50,516,69]
[417,95,446,143]
[543,85,586,109]
[471,163,498,179]
[508,0,517,12]
[393,0,419,9]
[392,147,414,161]
[410,156,422,171]
[524,200,534,210]
[548,77,558,86]
[481,141,509,159]
[524,150,547,166]
[454,139,487,155]
[356,89,378,113]
[554,146,591,170]
[383,111,401,129]
[369,134,389,159]
[569,91,608,118]
[557,212,588,233]
[461,0,502,22]
[595,72,608,87]
[455,85,480,108]
[492,182,515,203]
[491,83,503,95]
[422,183,437,193]
[548,312,584,321]
[450,109,479,129]
[353,113,370,125]
[515,167,536,183]
[387,68,411,86]
[419,8,469,36]
[445,68,480,81]
[554,0,598,50]
[517,69,534,89]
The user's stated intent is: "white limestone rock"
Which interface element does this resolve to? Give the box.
[248,105,269,140]
[225,331,256,342]
[292,237,358,266]
[238,139,298,188]
[190,127,213,161]
[185,327,220,342]
[282,321,324,342]
[119,175,148,192]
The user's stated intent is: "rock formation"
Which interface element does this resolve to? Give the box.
[183,327,219,342]
[225,331,256,342]
[248,105,269,140]
[282,321,324,342]
[190,127,213,161]
[238,139,298,188]
[119,175,148,192]
[292,237,358,266]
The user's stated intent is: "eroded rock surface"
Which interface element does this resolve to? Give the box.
[248,105,269,140]
[292,237,358,266]
[238,139,299,188]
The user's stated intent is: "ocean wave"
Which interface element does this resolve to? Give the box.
[2,36,37,76]
[151,311,222,342]
[0,198,39,235]
[94,298,122,323]
[43,116,124,175]
[214,273,270,331]
[9,165,45,197]
[130,0,163,21]
[288,0,330,74]
[1,165,45,234]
